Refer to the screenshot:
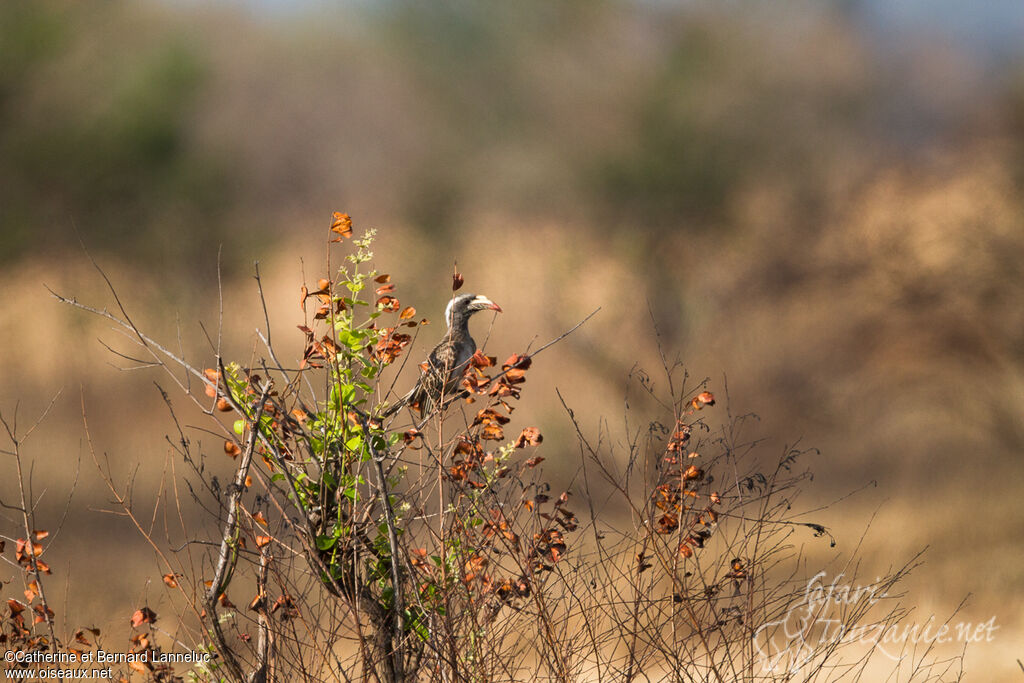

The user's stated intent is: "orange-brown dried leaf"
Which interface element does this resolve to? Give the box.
[464,555,488,581]
[503,354,532,371]
[330,212,353,239]
[692,391,715,410]
[474,407,510,426]
[128,660,150,674]
[377,296,400,312]
[373,330,412,364]
[481,423,504,441]
[130,607,157,628]
[224,440,242,458]
[203,368,220,398]
[683,465,704,481]
[399,306,416,320]
[470,351,496,368]
[655,514,679,534]
[515,427,542,448]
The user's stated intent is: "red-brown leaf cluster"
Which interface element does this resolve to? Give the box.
[270,594,299,620]
[485,354,530,399]
[473,407,509,441]
[495,577,530,602]
[299,277,346,320]
[376,295,400,312]
[330,212,353,240]
[463,555,489,582]
[650,446,721,559]
[470,351,496,369]
[409,547,430,572]
[667,422,691,452]
[372,327,412,364]
[203,368,220,398]
[481,508,519,545]
[530,528,567,569]
[297,325,343,369]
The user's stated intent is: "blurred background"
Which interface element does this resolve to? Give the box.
[1,0,1022,678]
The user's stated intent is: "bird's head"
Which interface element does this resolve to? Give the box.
[445,293,502,326]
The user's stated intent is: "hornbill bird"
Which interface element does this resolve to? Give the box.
[381,293,502,419]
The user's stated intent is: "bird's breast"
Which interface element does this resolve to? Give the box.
[451,338,476,376]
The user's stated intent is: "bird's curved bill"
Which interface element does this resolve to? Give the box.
[472,295,502,312]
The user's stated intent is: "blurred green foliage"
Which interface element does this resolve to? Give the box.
[0,4,231,268]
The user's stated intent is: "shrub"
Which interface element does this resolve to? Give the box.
[35,214,962,682]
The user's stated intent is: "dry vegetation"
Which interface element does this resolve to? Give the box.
[2,222,969,681]
[2,1,1023,680]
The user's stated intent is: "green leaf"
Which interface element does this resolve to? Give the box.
[233,420,245,436]
[406,610,430,641]
[316,535,337,551]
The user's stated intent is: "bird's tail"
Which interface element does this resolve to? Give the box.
[378,387,417,418]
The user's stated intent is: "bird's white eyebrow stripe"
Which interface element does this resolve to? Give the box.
[445,297,456,328]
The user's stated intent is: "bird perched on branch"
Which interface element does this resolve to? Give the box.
[381,293,502,419]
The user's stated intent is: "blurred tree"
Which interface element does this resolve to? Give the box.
[0,4,234,272]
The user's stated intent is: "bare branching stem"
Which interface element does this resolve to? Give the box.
[0,397,62,649]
